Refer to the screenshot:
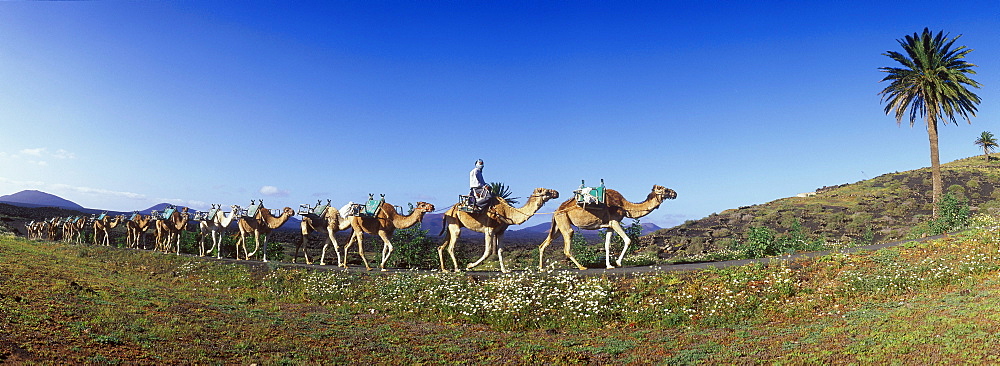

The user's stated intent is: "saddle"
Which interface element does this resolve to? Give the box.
[245,200,262,218]
[161,205,177,220]
[299,199,331,217]
[457,188,493,213]
[574,179,606,208]
[96,212,107,221]
[345,194,384,217]
[202,204,220,222]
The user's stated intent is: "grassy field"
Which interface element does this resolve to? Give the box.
[5,215,1000,364]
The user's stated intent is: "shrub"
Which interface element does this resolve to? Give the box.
[570,228,600,267]
[388,224,437,269]
[929,193,970,235]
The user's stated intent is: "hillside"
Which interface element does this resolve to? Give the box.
[642,156,1000,259]
[0,190,85,210]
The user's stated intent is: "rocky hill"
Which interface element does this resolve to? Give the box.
[642,156,1000,259]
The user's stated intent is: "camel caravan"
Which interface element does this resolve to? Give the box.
[21,180,676,272]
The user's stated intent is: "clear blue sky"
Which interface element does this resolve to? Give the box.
[1,1,998,228]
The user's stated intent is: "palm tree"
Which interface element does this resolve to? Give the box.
[879,28,982,217]
[975,131,998,160]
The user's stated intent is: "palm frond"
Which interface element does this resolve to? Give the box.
[487,182,519,205]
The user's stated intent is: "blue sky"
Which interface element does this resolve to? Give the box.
[1,1,998,228]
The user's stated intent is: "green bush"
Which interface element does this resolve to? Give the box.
[570,228,600,267]
[929,193,970,235]
[388,224,437,269]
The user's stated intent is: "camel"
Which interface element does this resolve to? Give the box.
[63,217,87,244]
[155,207,191,254]
[538,185,676,270]
[47,217,62,241]
[236,201,295,262]
[344,201,435,271]
[24,221,38,240]
[93,214,124,246]
[197,204,240,259]
[124,213,155,249]
[295,200,353,266]
[438,187,560,273]
[71,216,88,243]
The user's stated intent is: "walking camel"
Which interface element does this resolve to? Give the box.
[295,201,353,266]
[62,217,85,244]
[538,185,676,270]
[345,201,435,271]
[236,201,295,262]
[125,213,154,249]
[94,214,125,246]
[437,187,560,273]
[47,218,61,241]
[155,207,191,254]
[197,204,240,258]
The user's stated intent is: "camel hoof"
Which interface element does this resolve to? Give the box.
[606,266,615,270]
[577,266,588,271]
[380,268,388,272]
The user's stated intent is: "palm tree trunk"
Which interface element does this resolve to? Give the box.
[927,116,942,218]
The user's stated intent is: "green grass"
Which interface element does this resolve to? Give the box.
[6,214,1000,363]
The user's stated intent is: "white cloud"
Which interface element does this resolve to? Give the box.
[2,148,77,164]
[52,149,76,159]
[259,185,290,197]
[49,183,147,200]
[19,148,45,157]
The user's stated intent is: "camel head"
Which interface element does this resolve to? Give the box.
[652,185,678,201]
[530,187,560,202]
[413,202,435,213]
[280,207,295,217]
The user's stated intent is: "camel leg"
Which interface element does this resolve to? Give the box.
[467,228,495,270]
[379,231,393,271]
[296,223,310,264]
[211,230,221,259]
[297,234,311,265]
[436,230,450,272]
[496,231,509,273]
[247,235,258,258]
[261,234,269,262]
[561,228,587,271]
[237,233,247,260]
[604,229,615,269]
[609,220,632,267]
[322,229,342,267]
[538,221,559,270]
[198,230,206,257]
[354,233,372,271]
[437,225,461,272]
